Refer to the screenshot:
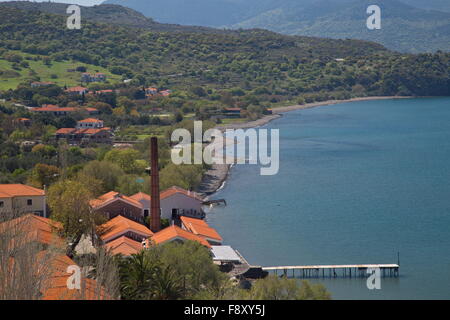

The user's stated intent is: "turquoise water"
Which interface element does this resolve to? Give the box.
[207,97,450,300]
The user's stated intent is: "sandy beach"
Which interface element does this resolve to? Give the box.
[196,95,412,197]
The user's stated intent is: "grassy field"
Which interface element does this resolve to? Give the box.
[0,50,122,90]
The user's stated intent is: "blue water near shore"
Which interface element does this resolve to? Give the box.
[207,97,450,300]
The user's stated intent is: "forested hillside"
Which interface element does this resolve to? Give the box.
[104,0,450,53]
[0,6,449,99]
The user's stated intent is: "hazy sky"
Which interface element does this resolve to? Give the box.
[0,0,104,6]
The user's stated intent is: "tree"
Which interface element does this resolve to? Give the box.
[159,164,203,191]
[28,163,60,188]
[117,241,226,300]
[104,149,144,174]
[47,180,106,256]
[79,160,125,194]
[245,276,331,300]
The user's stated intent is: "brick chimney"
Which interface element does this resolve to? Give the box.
[150,137,161,232]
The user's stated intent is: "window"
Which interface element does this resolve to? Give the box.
[0,201,4,208]
[27,199,33,206]
[144,210,149,218]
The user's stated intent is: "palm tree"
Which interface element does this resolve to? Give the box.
[118,251,158,300]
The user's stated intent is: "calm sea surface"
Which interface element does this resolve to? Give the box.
[207,97,450,300]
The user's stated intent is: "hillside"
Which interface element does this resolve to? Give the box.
[231,0,450,53]
[0,5,449,100]
[103,0,450,53]
[0,1,226,33]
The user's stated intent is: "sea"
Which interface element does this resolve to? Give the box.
[207,97,450,300]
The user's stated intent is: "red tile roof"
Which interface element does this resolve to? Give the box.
[151,225,211,248]
[129,187,204,203]
[32,106,76,112]
[104,236,143,256]
[56,128,76,134]
[0,184,45,197]
[180,216,222,242]
[0,214,64,247]
[99,215,153,242]
[65,86,88,92]
[78,118,103,123]
[41,253,111,300]
[129,192,151,202]
[160,186,203,201]
[90,191,143,209]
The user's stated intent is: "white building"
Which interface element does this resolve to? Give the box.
[130,186,205,222]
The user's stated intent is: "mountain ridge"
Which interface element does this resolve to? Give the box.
[102,0,450,53]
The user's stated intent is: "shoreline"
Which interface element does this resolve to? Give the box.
[196,95,413,198]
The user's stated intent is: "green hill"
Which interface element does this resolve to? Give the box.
[0,4,449,99]
[103,0,450,53]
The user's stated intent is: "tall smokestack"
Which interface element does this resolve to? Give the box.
[150,137,161,232]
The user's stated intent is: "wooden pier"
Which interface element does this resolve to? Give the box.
[263,264,400,279]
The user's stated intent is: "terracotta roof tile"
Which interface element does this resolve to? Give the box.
[0,184,45,197]
[90,191,143,209]
[151,225,211,248]
[104,236,143,256]
[180,216,222,242]
[99,215,153,242]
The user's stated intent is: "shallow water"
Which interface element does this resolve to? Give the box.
[207,97,450,300]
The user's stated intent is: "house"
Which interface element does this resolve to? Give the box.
[223,107,242,118]
[98,215,153,243]
[76,118,104,129]
[159,89,171,97]
[0,184,47,217]
[30,81,55,88]
[55,127,113,145]
[0,214,62,247]
[90,192,144,222]
[150,225,211,248]
[91,89,114,95]
[129,186,205,222]
[65,86,89,95]
[103,236,144,256]
[0,215,110,300]
[145,87,158,97]
[32,105,73,116]
[81,73,106,83]
[41,253,110,300]
[56,118,112,145]
[180,216,222,245]
[16,117,31,127]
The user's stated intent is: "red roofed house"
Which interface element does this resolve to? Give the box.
[0,184,47,217]
[65,86,89,95]
[31,105,98,116]
[55,118,112,145]
[16,117,31,127]
[180,216,222,246]
[98,215,153,243]
[145,87,158,98]
[32,105,75,116]
[90,191,145,223]
[0,215,112,300]
[76,118,104,129]
[129,186,204,223]
[150,225,211,248]
[104,235,144,256]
